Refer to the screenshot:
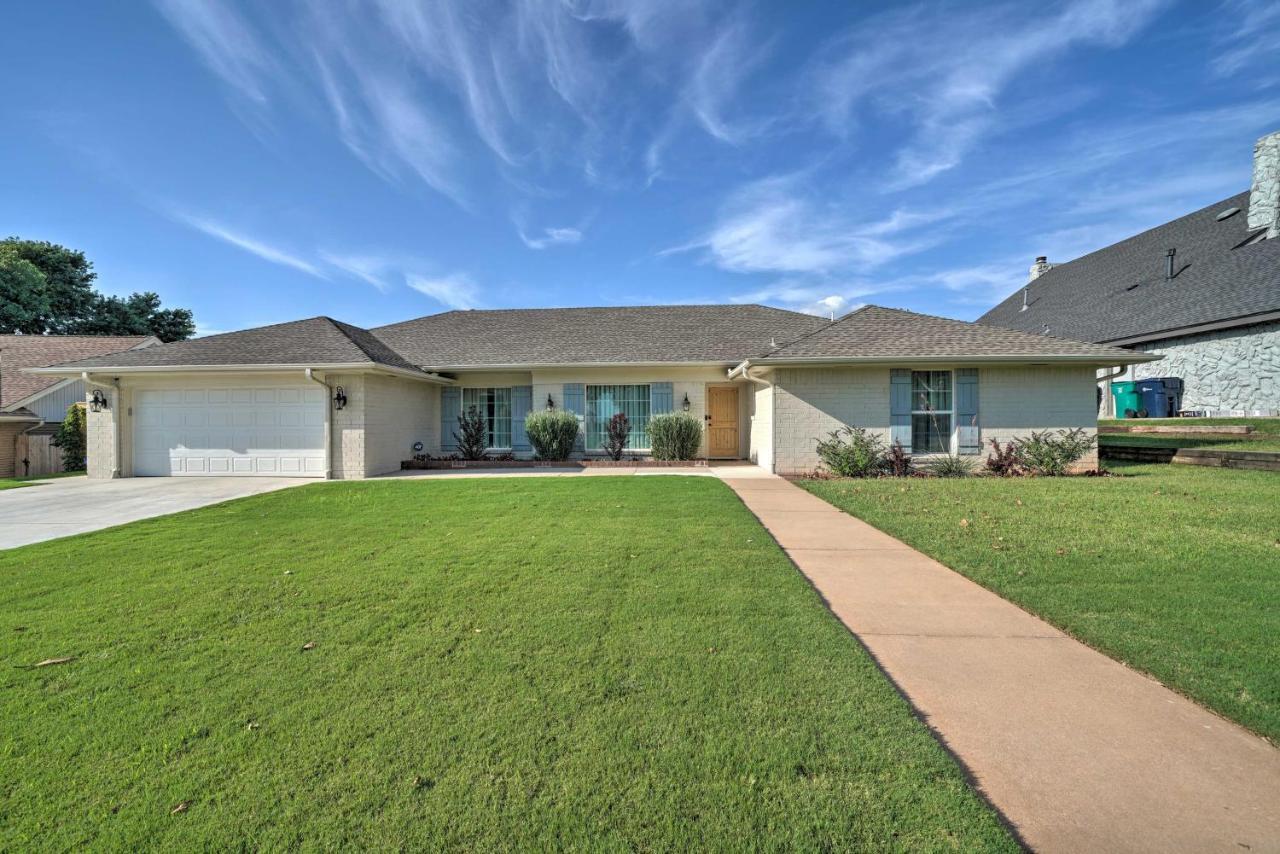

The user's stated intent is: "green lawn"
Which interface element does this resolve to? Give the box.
[1099,417,1280,434]
[801,463,1280,742]
[0,477,1014,851]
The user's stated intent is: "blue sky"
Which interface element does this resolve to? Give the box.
[2,1,1277,336]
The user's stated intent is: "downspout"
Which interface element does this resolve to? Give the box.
[305,369,333,479]
[1097,365,1128,418]
[81,373,121,478]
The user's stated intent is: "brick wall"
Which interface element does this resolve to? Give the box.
[361,374,438,476]
[771,365,1099,474]
[85,385,118,478]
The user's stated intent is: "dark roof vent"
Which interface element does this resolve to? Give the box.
[1215,206,1240,221]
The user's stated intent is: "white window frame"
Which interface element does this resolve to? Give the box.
[585,384,652,452]
[459,387,512,451]
[910,370,956,455]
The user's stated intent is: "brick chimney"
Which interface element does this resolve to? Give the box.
[1248,129,1280,239]
[1028,255,1053,281]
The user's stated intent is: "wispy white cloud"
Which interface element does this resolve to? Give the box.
[406,272,481,310]
[151,0,278,104]
[518,226,583,250]
[669,176,948,275]
[731,278,889,318]
[317,251,392,291]
[177,215,326,279]
[811,0,1168,189]
[1212,0,1280,79]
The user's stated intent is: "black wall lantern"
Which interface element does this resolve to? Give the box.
[333,386,347,410]
[682,392,691,412]
[546,394,555,411]
[89,389,109,412]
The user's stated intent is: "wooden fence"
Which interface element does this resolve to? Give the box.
[15,432,66,478]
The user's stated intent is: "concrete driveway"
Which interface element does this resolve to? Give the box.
[0,476,310,550]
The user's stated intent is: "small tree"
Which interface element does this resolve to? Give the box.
[603,412,630,461]
[52,403,87,471]
[453,406,488,460]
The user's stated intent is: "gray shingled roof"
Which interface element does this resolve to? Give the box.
[45,317,423,373]
[978,191,1280,343]
[372,305,829,366]
[1,334,154,408]
[755,305,1149,362]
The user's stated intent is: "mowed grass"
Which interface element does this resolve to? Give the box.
[0,471,87,490]
[1098,434,1280,451]
[0,477,1014,851]
[801,463,1280,741]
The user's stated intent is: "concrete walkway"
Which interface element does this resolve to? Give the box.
[0,476,306,550]
[721,473,1280,854]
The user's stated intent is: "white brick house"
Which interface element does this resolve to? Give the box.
[29,304,1150,478]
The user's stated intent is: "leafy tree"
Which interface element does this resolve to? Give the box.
[0,238,96,332]
[0,249,52,334]
[52,403,88,472]
[0,238,195,341]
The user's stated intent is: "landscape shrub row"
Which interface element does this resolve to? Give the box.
[814,426,1096,478]
[445,407,704,462]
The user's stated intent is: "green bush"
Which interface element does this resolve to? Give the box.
[649,413,702,460]
[814,426,884,477]
[51,403,87,471]
[524,410,579,460]
[453,406,489,460]
[926,454,976,478]
[1013,428,1095,476]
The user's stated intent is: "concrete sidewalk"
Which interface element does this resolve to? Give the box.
[722,474,1280,854]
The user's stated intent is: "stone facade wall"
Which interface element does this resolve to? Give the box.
[770,365,1098,474]
[1129,320,1280,413]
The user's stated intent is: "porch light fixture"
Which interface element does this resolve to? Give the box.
[333,386,347,410]
[89,389,109,412]
[546,394,555,411]
[682,393,691,412]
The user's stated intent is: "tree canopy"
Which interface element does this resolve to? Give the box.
[0,238,195,341]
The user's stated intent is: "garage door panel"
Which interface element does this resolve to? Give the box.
[133,384,325,477]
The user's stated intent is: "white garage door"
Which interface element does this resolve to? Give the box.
[133,385,326,477]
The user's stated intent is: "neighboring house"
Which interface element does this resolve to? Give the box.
[978,130,1280,416]
[30,304,1149,478]
[0,334,159,476]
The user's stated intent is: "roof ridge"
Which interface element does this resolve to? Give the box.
[758,303,880,357]
[371,302,824,331]
[323,317,423,371]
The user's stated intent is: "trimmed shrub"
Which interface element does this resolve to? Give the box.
[885,440,912,477]
[649,413,702,461]
[52,403,87,472]
[603,412,630,461]
[1013,428,1095,476]
[926,454,976,478]
[814,426,884,477]
[984,438,1021,476]
[453,406,488,460]
[525,410,579,460]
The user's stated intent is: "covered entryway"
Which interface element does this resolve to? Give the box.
[133,384,325,477]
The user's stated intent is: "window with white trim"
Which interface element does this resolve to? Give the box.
[461,387,512,449]
[911,371,953,453]
[586,384,651,451]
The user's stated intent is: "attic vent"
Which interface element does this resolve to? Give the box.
[1216,207,1240,221]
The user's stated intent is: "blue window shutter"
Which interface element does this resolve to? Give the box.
[956,368,980,454]
[889,369,912,451]
[650,382,673,414]
[562,383,585,454]
[511,386,532,452]
[440,386,460,452]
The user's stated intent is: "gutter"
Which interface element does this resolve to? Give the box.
[27,362,454,384]
[81,373,121,478]
[305,369,333,480]
[745,353,1159,366]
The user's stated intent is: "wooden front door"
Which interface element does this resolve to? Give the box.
[707,386,739,458]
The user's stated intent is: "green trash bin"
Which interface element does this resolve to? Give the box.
[1110,381,1142,418]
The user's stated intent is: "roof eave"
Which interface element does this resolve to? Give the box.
[25,362,454,384]
[747,352,1159,367]
[422,359,740,371]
